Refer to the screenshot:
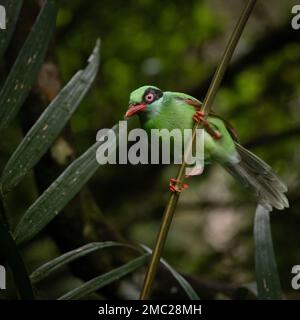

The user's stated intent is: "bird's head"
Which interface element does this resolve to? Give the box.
[125,85,163,118]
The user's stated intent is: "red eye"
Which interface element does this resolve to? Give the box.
[145,93,155,103]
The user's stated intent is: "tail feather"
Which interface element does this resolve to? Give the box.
[236,143,287,193]
[224,143,289,211]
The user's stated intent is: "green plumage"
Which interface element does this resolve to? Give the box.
[127,85,289,210]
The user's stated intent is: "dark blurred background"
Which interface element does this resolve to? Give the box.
[1,0,299,299]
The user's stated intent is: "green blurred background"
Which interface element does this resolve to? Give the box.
[1,0,300,299]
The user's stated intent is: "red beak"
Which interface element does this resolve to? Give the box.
[125,103,147,118]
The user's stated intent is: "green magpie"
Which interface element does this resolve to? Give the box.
[124,85,289,211]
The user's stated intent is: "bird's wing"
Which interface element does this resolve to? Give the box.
[209,111,239,142]
[175,95,239,142]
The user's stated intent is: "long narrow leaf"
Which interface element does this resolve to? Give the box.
[0,0,23,58]
[58,254,149,300]
[30,241,126,284]
[141,244,200,300]
[1,40,100,193]
[0,0,56,131]
[254,205,282,299]
[14,124,120,245]
[0,220,33,299]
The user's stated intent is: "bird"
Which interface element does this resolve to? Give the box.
[124,85,289,211]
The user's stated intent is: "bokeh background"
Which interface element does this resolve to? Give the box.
[1,0,299,299]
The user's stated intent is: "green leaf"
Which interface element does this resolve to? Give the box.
[30,241,126,284]
[141,244,200,300]
[1,40,100,193]
[0,220,34,299]
[0,0,57,131]
[0,0,23,59]
[254,205,282,299]
[58,254,149,300]
[13,124,120,245]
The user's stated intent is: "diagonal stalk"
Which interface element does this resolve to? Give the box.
[140,0,257,300]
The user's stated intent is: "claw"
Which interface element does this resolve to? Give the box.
[193,110,205,123]
[169,178,189,193]
[193,110,222,140]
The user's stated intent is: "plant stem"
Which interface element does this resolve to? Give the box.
[139,0,257,300]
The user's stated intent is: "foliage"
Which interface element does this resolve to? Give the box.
[0,0,299,300]
[254,205,282,299]
[0,0,199,300]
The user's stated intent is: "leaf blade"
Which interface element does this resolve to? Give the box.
[254,205,282,299]
[0,220,34,299]
[58,254,149,300]
[30,241,126,284]
[13,124,120,245]
[1,40,100,193]
[0,0,57,131]
[0,0,23,58]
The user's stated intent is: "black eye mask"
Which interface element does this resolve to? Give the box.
[143,88,163,103]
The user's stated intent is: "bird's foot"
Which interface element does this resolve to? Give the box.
[193,110,205,123]
[193,110,222,140]
[169,178,189,193]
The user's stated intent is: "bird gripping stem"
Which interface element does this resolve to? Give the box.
[140,0,257,300]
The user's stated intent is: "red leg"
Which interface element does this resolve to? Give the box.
[169,178,189,193]
[193,110,222,140]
